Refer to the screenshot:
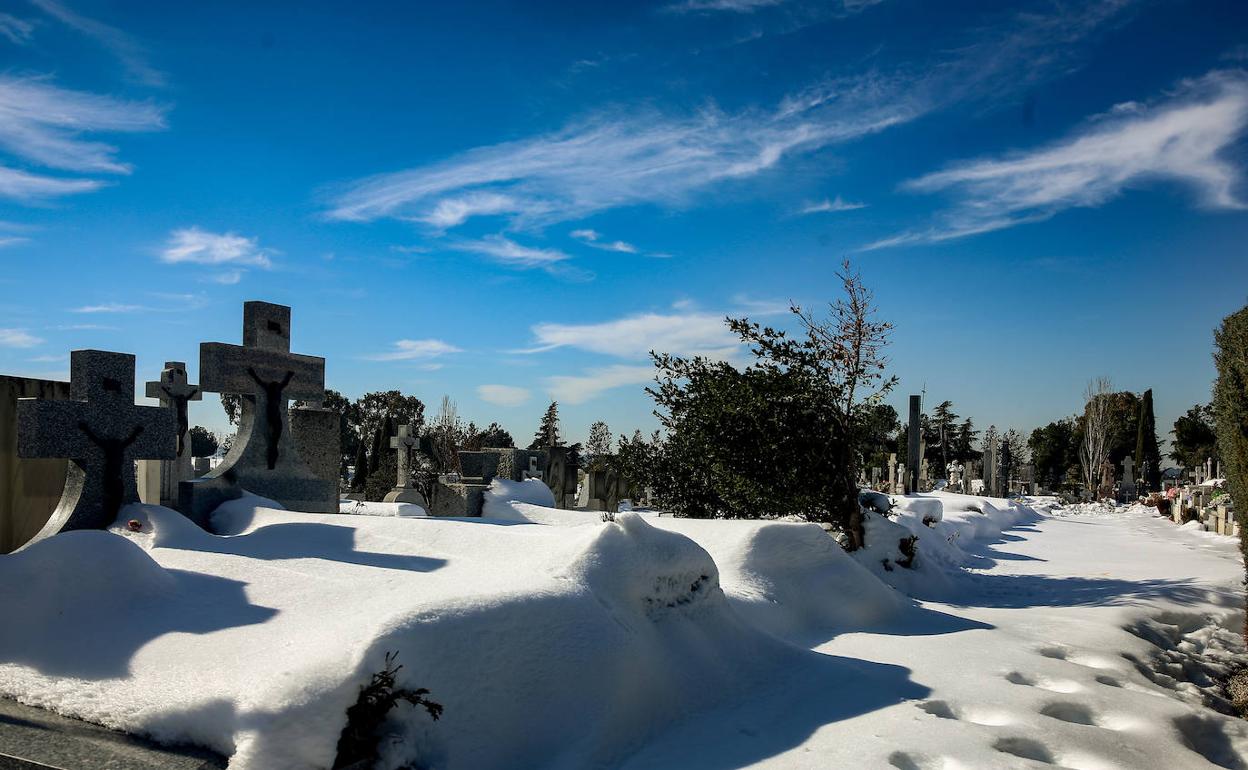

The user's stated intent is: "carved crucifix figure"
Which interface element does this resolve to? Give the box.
[16,350,175,547]
[182,301,336,522]
[247,367,294,469]
[143,361,202,510]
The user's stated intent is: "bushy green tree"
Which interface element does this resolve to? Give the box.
[478,422,515,448]
[640,261,893,549]
[585,421,613,469]
[1212,304,1248,645]
[1029,418,1080,490]
[188,425,219,458]
[1171,404,1218,469]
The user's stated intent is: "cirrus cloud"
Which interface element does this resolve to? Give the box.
[477,384,531,407]
[366,339,463,362]
[160,227,273,269]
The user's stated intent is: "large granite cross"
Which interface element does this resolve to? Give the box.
[143,361,201,509]
[17,350,175,546]
[180,301,337,523]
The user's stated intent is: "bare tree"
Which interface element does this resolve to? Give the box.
[1079,377,1113,493]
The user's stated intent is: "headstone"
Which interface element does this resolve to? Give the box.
[143,361,201,509]
[545,446,577,508]
[291,400,341,495]
[947,460,964,492]
[1,375,71,553]
[1206,457,1214,480]
[193,456,211,477]
[16,350,176,547]
[887,453,897,494]
[180,302,336,523]
[383,424,426,505]
[906,395,921,493]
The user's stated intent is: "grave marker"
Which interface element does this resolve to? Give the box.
[17,350,175,546]
[180,302,336,522]
[144,361,201,509]
[383,424,426,505]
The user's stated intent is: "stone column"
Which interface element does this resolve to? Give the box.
[906,395,921,494]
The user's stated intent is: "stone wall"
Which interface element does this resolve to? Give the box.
[1,375,72,553]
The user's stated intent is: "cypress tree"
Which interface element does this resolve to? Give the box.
[1135,389,1161,492]
[351,440,369,492]
[1212,305,1248,652]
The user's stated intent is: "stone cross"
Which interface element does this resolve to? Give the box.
[1122,454,1135,485]
[144,361,201,508]
[887,453,897,493]
[17,350,175,545]
[390,424,418,489]
[181,301,336,522]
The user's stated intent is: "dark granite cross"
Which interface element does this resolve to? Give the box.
[145,361,201,459]
[182,301,335,521]
[17,350,175,543]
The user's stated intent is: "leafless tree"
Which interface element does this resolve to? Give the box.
[1079,376,1113,493]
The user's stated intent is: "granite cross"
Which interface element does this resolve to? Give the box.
[182,301,335,521]
[17,350,175,544]
[390,424,418,488]
[145,361,201,459]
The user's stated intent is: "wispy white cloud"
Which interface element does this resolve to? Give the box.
[0,327,42,347]
[327,78,911,229]
[521,311,741,360]
[70,302,147,314]
[328,2,1129,236]
[0,74,165,202]
[0,235,30,248]
[546,364,656,405]
[0,13,34,44]
[366,339,463,362]
[160,228,273,269]
[29,0,166,87]
[867,69,1248,248]
[477,384,531,407]
[799,195,866,214]
[453,235,572,268]
[570,228,639,253]
[204,270,242,285]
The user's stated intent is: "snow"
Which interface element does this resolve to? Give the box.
[1,490,1245,769]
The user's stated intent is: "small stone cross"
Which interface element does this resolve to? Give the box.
[145,361,201,458]
[17,350,175,543]
[1122,454,1135,485]
[390,424,418,488]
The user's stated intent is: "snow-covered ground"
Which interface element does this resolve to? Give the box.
[0,484,1244,769]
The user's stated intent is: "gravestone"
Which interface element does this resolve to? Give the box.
[383,424,426,505]
[16,350,175,547]
[947,460,964,493]
[180,302,336,524]
[144,361,201,509]
[1,375,71,553]
[887,453,897,494]
[584,467,621,512]
[291,399,341,495]
[546,446,577,508]
[1120,453,1137,501]
[1098,458,1115,499]
[906,395,921,493]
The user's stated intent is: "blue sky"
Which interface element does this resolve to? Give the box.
[1,0,1246,449]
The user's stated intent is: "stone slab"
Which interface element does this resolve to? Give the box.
[1,376,71,554]
[0,697,225,769]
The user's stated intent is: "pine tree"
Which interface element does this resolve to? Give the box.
[529,402,561,449]
[586,421,612,468]
[1134,388,1161,492]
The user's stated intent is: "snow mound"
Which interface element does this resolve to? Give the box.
[0,498,830,769]
[338,499,428,517]
[483,477,556,514]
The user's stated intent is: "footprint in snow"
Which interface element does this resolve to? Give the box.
[1004,670,1084,694]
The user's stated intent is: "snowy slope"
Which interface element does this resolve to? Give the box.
[0,485,1244,770]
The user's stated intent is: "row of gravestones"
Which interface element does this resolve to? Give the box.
[9,301,337,551]
[5,300,626,552]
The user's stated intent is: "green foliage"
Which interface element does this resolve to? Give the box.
[855,402,900,472]
[356,391,425,450]
[528,402,562,449]
[188,425,219,458]
[477,422,514,448]
[1103,390,1142,467]
[1212,304,1248,641]
[1135,388,1161,492]
[220,393,241,426]
[332,651,441,770]
[1171,403,1219,468]
[585,421,613,469]
[350,439,369,492]
[1029,418,1081,489]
